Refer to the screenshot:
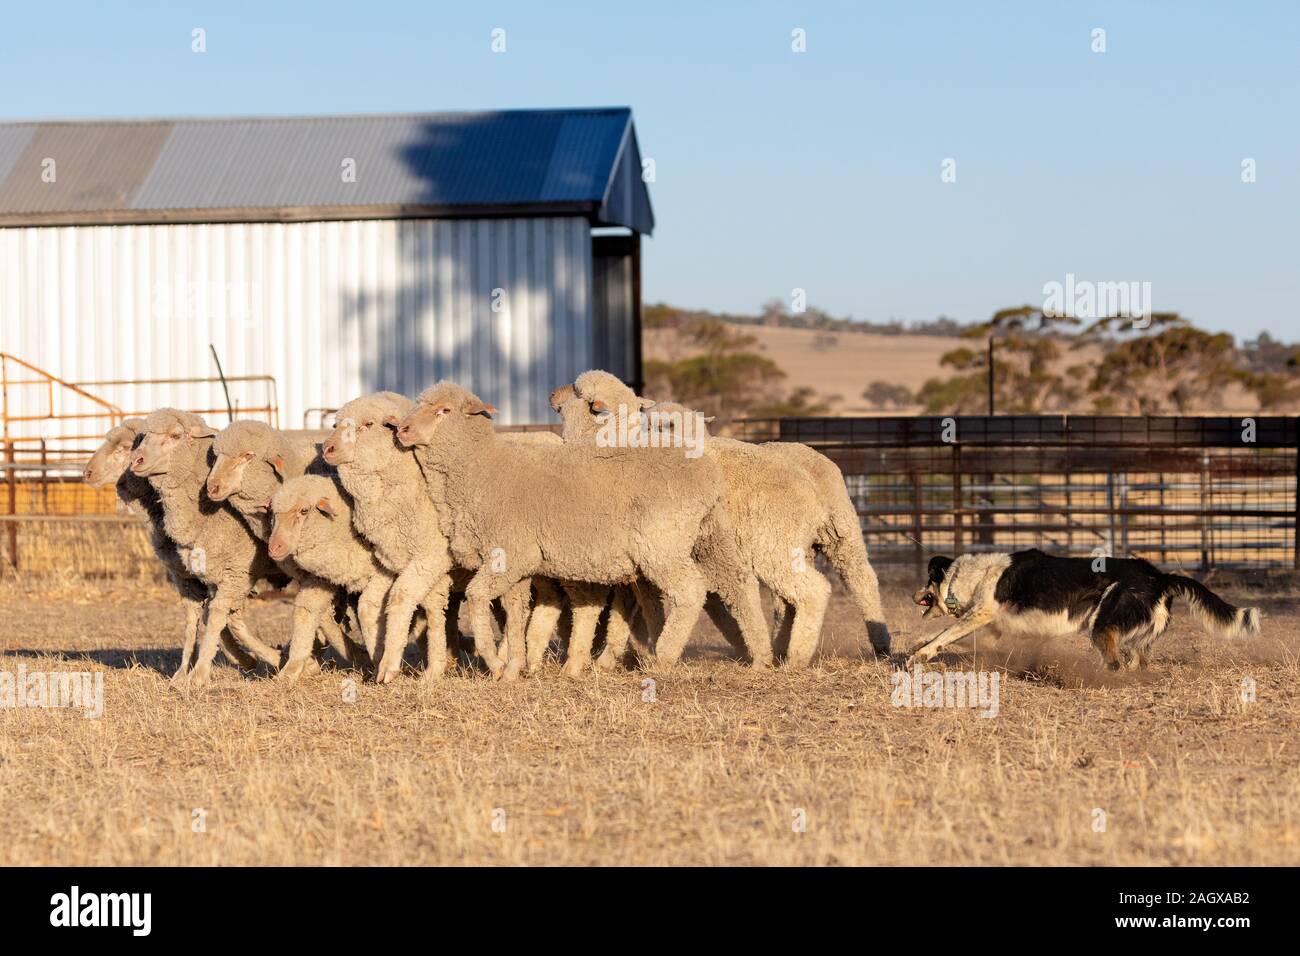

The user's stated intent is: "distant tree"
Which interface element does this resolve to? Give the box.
[862,380,914,409]
[811,332,838,351]
[1081,313,1244,413]
[918,305,1082,413]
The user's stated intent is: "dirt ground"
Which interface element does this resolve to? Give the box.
[1,574,1297,866]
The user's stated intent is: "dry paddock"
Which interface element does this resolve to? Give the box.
[1,573,1298,866]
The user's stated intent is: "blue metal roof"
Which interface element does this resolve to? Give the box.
[0,108,654,233]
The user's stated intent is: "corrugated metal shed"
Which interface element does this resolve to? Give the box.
[0,109,654,234]
[0,217,594,430]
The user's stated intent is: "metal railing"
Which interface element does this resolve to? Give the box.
[734,415,1300,571]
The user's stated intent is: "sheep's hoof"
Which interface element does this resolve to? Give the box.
[593,650,620,671]
[187,663,213,688]
[169,669,190,687]
[420,663,445,682]
[276,658,310,685]
[561,661,588,680]
[500,662,523,682]
[375,663,402,685]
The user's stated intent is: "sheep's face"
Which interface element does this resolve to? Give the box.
[84,424,143,487]
[322,414,377,465]
[131,418,215,477]
[397,385,495,447]
[268,494,336,561]
[206,451,255,501]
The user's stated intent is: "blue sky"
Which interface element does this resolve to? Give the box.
[2,1,1296,339]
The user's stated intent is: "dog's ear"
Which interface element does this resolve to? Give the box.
[927,555,954,584]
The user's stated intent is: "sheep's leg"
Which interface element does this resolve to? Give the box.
[171,594,205,681]
[224,608,282,668]
[700,563,771,668]
[184,589,238,689]
[524,578,565,675]
[770,600,796,661]
[465,569,526,680]
[561,582,607,679]
[356,573,393,661]
[316,613,355,663]
[595,585,637,670]
[822,519,892,656]
[277,579,335,685]
[702,591,750,658]
[499,579,534,682]
[418,578,453,683]
[641,561,708,669]
[379,559,450,684]
[766,568,832,668]
[631,579,663,653]
[445,589,464,654]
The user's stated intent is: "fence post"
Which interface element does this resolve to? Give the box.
[4,440,16,570]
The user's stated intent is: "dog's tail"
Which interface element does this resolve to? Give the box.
[1163,574,1261,638]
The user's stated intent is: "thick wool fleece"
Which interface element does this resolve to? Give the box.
[209,419,359,677]
[271,474,395,658]
[649,395,889,657]
[137,409,284,685]
[85,419,276,670]
[565,372,837,667]
[331,392,461,682]
[403,381,730,670]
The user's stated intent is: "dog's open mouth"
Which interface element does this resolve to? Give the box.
[917,592,935,613]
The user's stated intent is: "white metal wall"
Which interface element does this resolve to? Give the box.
[0,216,593,438]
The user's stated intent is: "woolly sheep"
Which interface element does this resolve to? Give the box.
[206,420,363,682]
[394,381,749,673]
[322,392,480,682]
[84,419,281,673]
[566,371,834,668]
[267,474,397,660]
[129,409,285,687]
[633,387,890,657]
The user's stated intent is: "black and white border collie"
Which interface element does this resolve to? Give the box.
[909,549,1261,669]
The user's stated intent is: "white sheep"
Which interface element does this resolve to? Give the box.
[84,419,282,673]
[206,419,367,681]
[129,409,286,687]
[322,392,482,682]
[640,390,890,658]
[565,371,836,668]
[267,474,398,661]
[394,381,753,674]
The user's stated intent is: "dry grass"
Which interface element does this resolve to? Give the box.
[1,576,1298,866]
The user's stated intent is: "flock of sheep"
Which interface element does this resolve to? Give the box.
[84,370,892,687]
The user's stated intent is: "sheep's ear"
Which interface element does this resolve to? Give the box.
[189,424,217,439]
[590,398,608,414]
[463,398,496,418]
[271,455,286,478]
[381,414,400,429]
[702,415,716,424]
[315,497,337,518]
[636,397,655,411]
[549,385,575,413]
